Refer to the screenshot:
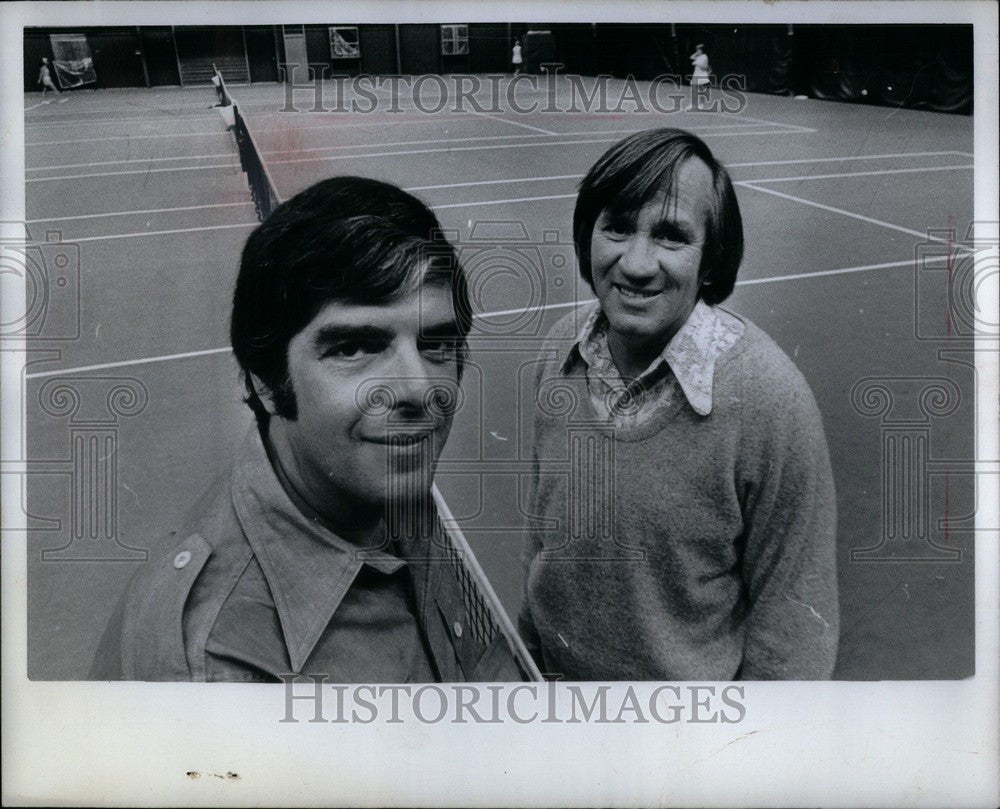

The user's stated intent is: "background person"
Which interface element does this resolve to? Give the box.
[690,43,711,84]
[687,43,711,109]
[512,37,523,75]
[519,128,839,681]
[38,57,60,96]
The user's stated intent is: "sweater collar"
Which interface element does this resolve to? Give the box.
[562,299,737,417]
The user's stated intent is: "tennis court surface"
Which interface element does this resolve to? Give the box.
[22,77,976,680]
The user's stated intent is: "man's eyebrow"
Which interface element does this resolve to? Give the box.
[419,318,462,339]
[312,324,392,348]
[651,218,694,239]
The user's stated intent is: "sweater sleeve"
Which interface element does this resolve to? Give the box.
[517,312,583,671]
[517,448,544,667]
[517,348,552,669]
[737,369,839,680]
[517,469,544,667]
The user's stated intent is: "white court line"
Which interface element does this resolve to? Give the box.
[475,298,592,319]
[67,222,257,244]
[727,150,971,168]
[260,128,813,168]
[25,114,219,128]
[249,114,766,135]
[22,254,953,380]
[434,193,576,209]
[737,181,976,253]
[26,119,582,147]
[430,166,974,209]
[26,104,216,118]
[37,164,970,237]
[30,131,617,170]
[251,114,505,131]
[27,113,486,145]
[737,255,953,286]
[27,201,254,224]
[749,165,973,184]
[24,100,51,112]
[26,162,241,183]
[404,153,974,193]
[25,141,967,179]
[27,152,238,172]
[407,174,581,192]
[263,130,587,156]
[467,110,558,135]
[28,120,766,158]
[30,130,242,146]
[26,347,235,380]
[22,128,809,183]
[257,121,767,157]
[702,111,817,133]
[31,156,970,235]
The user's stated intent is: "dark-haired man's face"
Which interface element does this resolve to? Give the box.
[590,157,712,375]
[264,284,462,527]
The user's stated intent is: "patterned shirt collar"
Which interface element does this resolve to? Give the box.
[229,426,406,672]
[562,299,734,417]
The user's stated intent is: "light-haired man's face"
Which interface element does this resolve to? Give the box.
[264,284,463,522]
[589,157,713,371]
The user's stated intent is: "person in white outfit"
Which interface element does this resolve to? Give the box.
[38,58,61,97]
[687,44,711,110]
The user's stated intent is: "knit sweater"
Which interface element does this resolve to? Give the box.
[519,306,839,680]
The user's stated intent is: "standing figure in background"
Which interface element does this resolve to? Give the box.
[38,57,60,97]
[688,43,711,110]
[512,38,523,75]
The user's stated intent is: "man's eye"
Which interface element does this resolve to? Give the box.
[601,223,631,238]
[419,338,459,361]
[325,340,381,359]
[653,225,690,245]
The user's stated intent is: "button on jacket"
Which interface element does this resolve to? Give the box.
[90,427,525,683]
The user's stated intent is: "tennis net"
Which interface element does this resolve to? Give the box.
[213,64,283,222]
[232,105,283,222]
[432,485,544,682]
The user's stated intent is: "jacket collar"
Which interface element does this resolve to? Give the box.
[229,426,405,673]
[562,299,730,416]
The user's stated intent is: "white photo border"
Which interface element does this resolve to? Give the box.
[2,1,997,806]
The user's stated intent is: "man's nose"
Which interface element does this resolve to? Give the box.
[617,235,660,282]
[385,345,455,420]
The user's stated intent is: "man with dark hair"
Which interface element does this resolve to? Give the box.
[92,176,525,682]
[520,129,839,680]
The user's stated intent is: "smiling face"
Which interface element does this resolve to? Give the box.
[589,156,713,377]
[263,284,462,535]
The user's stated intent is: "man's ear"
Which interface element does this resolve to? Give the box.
[249,373,279,416]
